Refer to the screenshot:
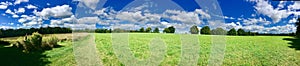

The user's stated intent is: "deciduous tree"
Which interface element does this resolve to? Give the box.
[237,28,246,36]
[211,28,227,35]
[201,26,211,34]
[153,27,160,33]
[145,27,152,33]
[190,25,199,34]
[227,28,237,35]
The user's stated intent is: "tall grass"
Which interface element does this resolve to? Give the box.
[13,32,59,52]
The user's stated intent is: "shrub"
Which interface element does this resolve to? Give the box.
[13,37,35,52]
[27,32,43,50]
[42,36,59,50]
[12,32,59,52]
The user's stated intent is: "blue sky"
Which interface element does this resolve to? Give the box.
[0,0,298,34]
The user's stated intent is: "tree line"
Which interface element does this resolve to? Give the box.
[192,25,296,36]
[95,26,175,33]
[0,27,72,38]
[94,24,297,36]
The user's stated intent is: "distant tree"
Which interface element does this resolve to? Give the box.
[145,27,152,33]
[0,30,2,37]
[109,29,112,33]
[153,27,160,33]
[237,28,246,36]
[168,26,176,33]
[201,26,211,35]
[163,28,170,33]
[190,25,199,34]
[113,28,126,33]
[139,27,145,32]
[211,28,227,35]
[227,28,237,35]
[296,18,300,38]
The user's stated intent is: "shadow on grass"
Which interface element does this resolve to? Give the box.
[283,38,300,50]
[0,40,64,66]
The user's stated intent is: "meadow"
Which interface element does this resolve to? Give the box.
[1,33,300,66]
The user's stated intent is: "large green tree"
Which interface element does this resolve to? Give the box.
[163,28,170,33]
[211,28,227,35]
[145,27,152,33]
[153,27,160,33]
[139,27,144,32]
[237,28,246,36]
[296,18,300,38]
[227,28,237,35]
[190,25,199,34]
[200,26,211,35]
[168,26,176,33]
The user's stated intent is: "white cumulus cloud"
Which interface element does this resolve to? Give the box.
[34,5,73,19]
[14,0,29,5]
[25,4,37,9]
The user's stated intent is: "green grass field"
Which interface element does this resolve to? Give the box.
[1,33,300,66]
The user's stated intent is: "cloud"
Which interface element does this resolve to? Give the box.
[15,8,25,14]
[225,22,242,30]
[18,18,27,23]
[12,14,19,18]
[248,0,290,23]
[288,18,297,23]
[195,9,211,18]
[5,9,15,15]
[34,5,73,19]
[17,15,43,26]
[116,11,145,23]
[14,0,29,5]
[88,4,212,32]
[288,1,300,10]
[0,26,14,29]
[25,4,37,9]
[164,9,202,24]
[0,5,8,9]
[0,1,11,9]
[50,16,76,25]
[242,17,271,25]
[223,16,235,19]
[76,0,99,10]
[77,16,100,24]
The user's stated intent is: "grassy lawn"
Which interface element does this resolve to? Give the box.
[1,33,300,66]
[95,33,300,66]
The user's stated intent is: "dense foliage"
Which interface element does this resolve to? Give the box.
[13,32,60,52]
[0,27,71,38]
[153,27,160,33]
[211,28,227,35]
[227,28,237,35]
[145,27,152,33]
[200,26,211,35]
[237,28,246,36]
[95,29,112,33]
[163,26,175,33]
[139,27,145,32]
[190,25,199,34]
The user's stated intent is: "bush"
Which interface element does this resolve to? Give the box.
[28,32,43,50]
[42,36,59,50]
[12,32,59,52]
